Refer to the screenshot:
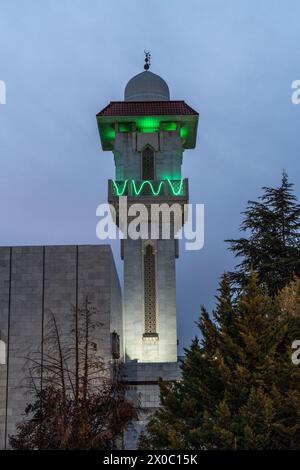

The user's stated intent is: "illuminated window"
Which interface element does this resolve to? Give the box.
[142,147,154,180]
[0,340,6,365]
[144,244,157,335]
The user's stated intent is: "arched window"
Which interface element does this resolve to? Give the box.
[144,244,156,335]
[142,147,154,180]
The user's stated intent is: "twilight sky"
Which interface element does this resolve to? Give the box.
[0,0,299,352]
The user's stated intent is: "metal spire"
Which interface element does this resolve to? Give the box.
[144,50,151,70]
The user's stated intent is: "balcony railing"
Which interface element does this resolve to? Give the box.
[108,178,189,200]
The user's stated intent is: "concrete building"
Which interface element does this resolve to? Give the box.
[0,245,122,449]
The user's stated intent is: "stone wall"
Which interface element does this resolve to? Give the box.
[123,361,182,449]
[116,128,183,363]
[123,238,177,363]
[0,244,122,449]
[114,130,183,181]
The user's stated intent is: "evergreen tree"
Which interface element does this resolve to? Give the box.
[226,172,300,295]
[140,274,300,450]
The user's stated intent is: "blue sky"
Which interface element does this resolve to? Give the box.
[0,0,299,351]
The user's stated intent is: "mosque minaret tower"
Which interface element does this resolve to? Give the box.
[97,53,199,364]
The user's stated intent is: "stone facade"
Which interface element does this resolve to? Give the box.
[123,361,181,449]
[114,130,184,363]
[114,131,183,181]
[123,238,177,363]
[0,244,122,449]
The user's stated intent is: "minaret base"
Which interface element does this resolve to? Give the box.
[122,360,182,449]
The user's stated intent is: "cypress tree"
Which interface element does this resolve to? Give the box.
[226,172,300,295]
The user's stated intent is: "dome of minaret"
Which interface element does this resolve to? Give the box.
[124,70,170,101]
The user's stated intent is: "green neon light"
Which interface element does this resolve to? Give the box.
[162,122,177,131]
[167,179,184,196]
[101,118,190,146]
[180,126,188,139]
[112,179,185,197]
[112,180,129,196]
[132,180,164,196]
[136,117,160,133]
[119,123,132,132]
[102,125,116,141]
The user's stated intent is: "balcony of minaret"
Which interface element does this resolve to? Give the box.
[108,178,189,226]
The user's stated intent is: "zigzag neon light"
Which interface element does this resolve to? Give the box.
[167,179,184,196]
[112,179,185,197]
[112,180,129,196]
[132,180,164,196]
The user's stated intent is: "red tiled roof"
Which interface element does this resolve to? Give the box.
[97,101,198,117]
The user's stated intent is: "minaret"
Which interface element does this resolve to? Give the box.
[97,54,198,363]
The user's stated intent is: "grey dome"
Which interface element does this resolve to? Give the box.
[124,71,170,101]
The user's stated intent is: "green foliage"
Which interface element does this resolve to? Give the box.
[141,173,300,450]
[141,274,300,450]
[226,171,300,295]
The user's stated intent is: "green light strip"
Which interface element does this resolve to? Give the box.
[112,179,185,197]
[132,180,164,196]
[112,179,129,196]
[167,179,184,196]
